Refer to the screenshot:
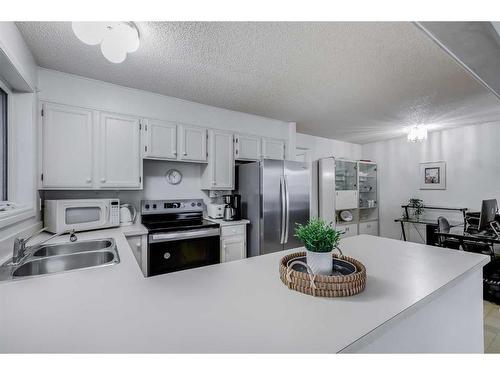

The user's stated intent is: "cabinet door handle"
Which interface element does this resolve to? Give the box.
[86,177,92,183]
[183,152,188,156]
[173,151,177,156]
[101,178,106,183]
[135,242,141,248]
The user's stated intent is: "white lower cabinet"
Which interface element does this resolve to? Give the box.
[359,221,379,236]
[125,234,148,276]
[201,129,234,190]
[220,224,247,263]
[337,223,358,238]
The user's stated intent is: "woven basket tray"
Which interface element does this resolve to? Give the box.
[279,251,366,297]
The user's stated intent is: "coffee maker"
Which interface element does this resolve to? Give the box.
[223,194,241,221]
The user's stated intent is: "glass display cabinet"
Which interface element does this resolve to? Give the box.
[335,159,357,191]
[316,157,379,238]
[358,162,377,209]
[334,159,358,211]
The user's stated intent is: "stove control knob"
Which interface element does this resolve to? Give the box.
[197,202,202,207]
[152,204,157,209]
[191,202,195,207]
[145,204,150,209]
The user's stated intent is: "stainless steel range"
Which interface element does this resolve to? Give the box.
[141,199,220,277]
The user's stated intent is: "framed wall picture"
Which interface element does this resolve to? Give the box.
[420,161,446,190]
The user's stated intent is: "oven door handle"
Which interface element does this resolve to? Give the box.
[149,228,220,242]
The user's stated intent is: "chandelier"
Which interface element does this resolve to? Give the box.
[407,125,428,143]
[71,22,140,63]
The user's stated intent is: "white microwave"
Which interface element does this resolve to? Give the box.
[44,199,120,233]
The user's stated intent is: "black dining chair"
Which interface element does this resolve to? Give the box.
[437,216,461,250]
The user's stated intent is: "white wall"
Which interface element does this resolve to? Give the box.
[41,160,204,215]
[296,132,362,160]
[0,23,39,260]
[0,22,37,91]
[38,68,292,143]
[36,68,301,211]
[362,122,500,241]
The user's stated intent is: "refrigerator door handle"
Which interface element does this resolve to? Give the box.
[284,175,290,243]
[280,175,286,244]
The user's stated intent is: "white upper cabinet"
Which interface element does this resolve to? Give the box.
[41,103,94,188]
[143,119,177,160]
[98,112,142,189]
[234,133,261,161]
[201,129,234,190]
[178,124,207,162]
[262,137,285,160]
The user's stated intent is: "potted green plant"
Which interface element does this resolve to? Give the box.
[408,198,424,220]
[295,218,342,275]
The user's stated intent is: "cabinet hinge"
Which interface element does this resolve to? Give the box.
[145,146,148,152]
[139,123,142,130]
[139,176,142,183]
[41,109,44,117]
[145,124,148,131]
[40,173,44,181]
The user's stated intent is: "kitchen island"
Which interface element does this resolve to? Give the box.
[0,231,489,353]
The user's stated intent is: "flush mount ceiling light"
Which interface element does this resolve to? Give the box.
[407,125,428,143]
[71,22,140,63]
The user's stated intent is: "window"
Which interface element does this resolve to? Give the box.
[0,87,7,201]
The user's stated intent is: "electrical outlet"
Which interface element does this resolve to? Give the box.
[208,190,223,198]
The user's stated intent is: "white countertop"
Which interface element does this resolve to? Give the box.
[0,232,488,353]
[118,223,148,237]
[205,218,250,226]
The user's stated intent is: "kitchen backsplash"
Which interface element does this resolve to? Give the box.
[39,159,232,219]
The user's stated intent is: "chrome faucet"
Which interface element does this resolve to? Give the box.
[12,227,78,265]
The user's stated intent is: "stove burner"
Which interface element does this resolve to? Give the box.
[141,199,218,234]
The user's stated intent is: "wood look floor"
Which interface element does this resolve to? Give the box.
[484,300,500,353]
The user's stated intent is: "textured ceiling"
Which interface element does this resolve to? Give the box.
[16,21,500,144]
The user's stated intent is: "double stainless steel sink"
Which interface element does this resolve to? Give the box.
[0,238,119,282]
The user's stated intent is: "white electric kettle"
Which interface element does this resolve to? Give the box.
[120,204,137,226]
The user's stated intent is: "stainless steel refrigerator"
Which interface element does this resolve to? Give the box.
[236,159,310,257]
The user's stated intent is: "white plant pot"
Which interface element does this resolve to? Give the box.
[306,250,332,275]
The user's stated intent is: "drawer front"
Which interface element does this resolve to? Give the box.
[337,223,358,238]
[359,221,378,236]
[221,224,246,237]
[335,190,358,210]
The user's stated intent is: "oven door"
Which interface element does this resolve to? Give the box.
[147,228,220,276]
